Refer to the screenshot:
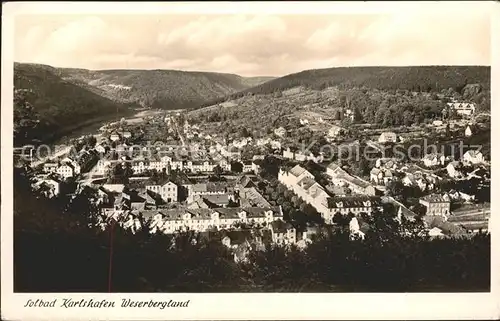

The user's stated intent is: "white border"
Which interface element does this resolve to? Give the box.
[2,2,499,320]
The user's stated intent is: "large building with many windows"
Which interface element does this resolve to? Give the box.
[133,206,284,234]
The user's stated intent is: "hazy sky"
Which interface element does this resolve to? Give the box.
[14,12,491,77]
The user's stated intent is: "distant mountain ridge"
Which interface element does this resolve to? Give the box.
[37,64,275,110]
[13,62,274,142]
[198,65,490,108]
[14,63,136,143]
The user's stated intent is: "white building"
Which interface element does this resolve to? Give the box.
[61,157,82,175]
[274,127,287,137]
[325,196,382,223]
[370,168,394,186]
[378,132,398,143]
[447,102,476,116]
[463,150,484,165]
[428,227,445,238]
[43,162,59,173]
[139,206,284,234]
[146,181,178,203]
[446,161,464,178]
[465,125,473,137]
[283,148,294,160]
[57,164,75,178]
[419,194,451,217]
[33,177,61,198]
[349,217,365,240]
[95,144,107,154]
[328,125,343,138]
[326,163,377,196]
[375,158,398,170]
[422,153,446,167]
[278,165,380,224]
[242,161,253,173]
[269,220,297,245]
[270,140,282,150]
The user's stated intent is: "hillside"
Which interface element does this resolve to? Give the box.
[51,66,274,110]
[188,65,491,150]
[14,63,136,144]
[199,66,490,108]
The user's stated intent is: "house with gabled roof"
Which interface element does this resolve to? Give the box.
[463,150,484,165]
[419,194,451,217]
[370,168,394,186]
[33,175,62,198]
[137,206,284,234]
[324,195,382,224]
[422,153,446,167]
[269,220,296,245]
[146,179,178,203]
[378,131,397,143]
[278,164,315,187]
[447,102,476,116]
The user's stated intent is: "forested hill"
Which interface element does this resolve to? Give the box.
[198,66,490,108]
[50,65,274,110]
[14,63,136,145]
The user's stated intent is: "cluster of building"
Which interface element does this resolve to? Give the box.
[445,101,476,116]
[42,151,96,178]
[279,164,383,225]
[282,147,324,163]
[27,102,490,265]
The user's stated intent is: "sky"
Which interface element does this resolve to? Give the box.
[14,11,491,77]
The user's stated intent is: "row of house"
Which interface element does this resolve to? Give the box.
[419,194,451,217]
[109,130,132,142]
[95,155,234,176]
[369,157,399,186]
[326,163,378,196]
[32,174,64,198]
[446,102,476,116]
[43,153,96,178]
[100,178,238,207]
[422,149,485,168]
[100,205,292,236]
[282,148,324,163]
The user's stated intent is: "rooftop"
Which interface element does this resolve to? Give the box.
[327,196,381,209]
[337,173,371,189]
[289,164,307,177]
[420,194,450,203]
[203,194,230,206]
[297,176,317,190]
[270,220,294,233]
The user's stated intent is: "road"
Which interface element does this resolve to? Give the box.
[172,117,186,146]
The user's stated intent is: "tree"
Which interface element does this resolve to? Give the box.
[13,91,42,146]
[109,163,124,178]
[123,162,134,179]
[213,165,223,178]
[332,212,351,228]
[239,127,250,138]
[230,161,243,173]
[412,203,427,216]
[386,181,405,199]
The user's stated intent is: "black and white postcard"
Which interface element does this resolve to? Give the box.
[1,1,499,320]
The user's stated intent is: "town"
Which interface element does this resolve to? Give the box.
[21,89,490,264]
